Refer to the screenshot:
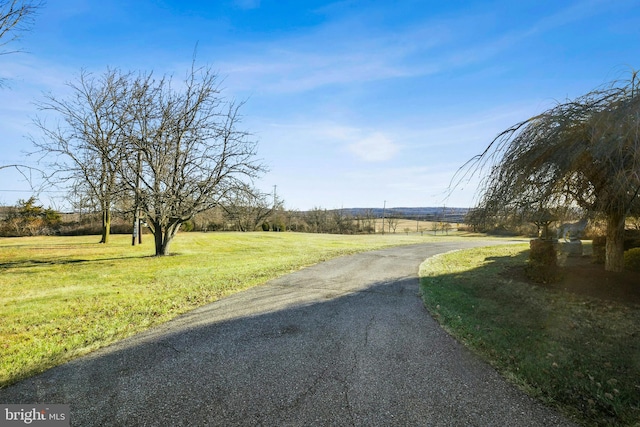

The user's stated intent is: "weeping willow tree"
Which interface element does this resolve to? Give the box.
[459,72,640,272]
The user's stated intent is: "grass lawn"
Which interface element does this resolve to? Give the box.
[1,231,447,388]
[419,244,640,427]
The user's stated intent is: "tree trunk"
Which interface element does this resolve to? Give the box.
[99,209,111,244]
[605,211,625,272]
[153,221,181,256]
[154,228,165,256]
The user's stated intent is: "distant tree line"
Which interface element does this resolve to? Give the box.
[0,200,462,237]
[0,188,281,237]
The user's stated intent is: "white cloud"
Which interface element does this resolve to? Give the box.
[347,132,399,162]
[217,0,618,98]
[219,48,415,94]
[214,14,451,94]
[297,123,400,162]
[255,120,400,162]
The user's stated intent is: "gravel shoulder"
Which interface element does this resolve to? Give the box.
[0,240,576,426]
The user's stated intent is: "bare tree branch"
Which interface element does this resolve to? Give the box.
[31,68,133,243]
[122,66,265,255]
[0,0,42,52]
[0,0,43,88]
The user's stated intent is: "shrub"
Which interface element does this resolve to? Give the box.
[624,247,640,272]
[525,239,560,283]
[529,239,556,265]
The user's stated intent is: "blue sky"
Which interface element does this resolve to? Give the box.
[1,0,639,210]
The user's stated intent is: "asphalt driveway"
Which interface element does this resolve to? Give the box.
[0,240,577,426]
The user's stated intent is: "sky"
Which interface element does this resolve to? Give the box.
[1,0,639,211]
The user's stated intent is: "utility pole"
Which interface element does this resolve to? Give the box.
[381,200,386,235]
[273,185,277,209]
[132,149,142,245]
[272,185,278,232]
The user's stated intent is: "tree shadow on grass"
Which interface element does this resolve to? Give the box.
[421,249,640,426]
[0,255,156,270]
[500,254,640,307]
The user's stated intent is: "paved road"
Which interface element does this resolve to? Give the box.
[1,241,577,426]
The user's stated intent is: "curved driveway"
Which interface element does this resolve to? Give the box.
[1,241,576,426]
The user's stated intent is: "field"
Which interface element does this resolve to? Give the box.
[375,219,461,234]
[1,231,444,388]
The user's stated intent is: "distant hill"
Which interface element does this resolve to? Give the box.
[303,207,469,223]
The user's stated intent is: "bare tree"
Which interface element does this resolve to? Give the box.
[32,63,265,254]
[305,207,328,233]
[457,71,640,271]
[32,68,132,243]
[361,208,376,233]
[284,209,304,232]
[221,185,278,232]
[430,221,439,235]
[440,221,452,235]
[386,216,399,233]
[123,65,265,255]
[331,208,354,234]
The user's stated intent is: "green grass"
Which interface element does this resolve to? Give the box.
[419,245,640,427]
[1,231,449,388]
